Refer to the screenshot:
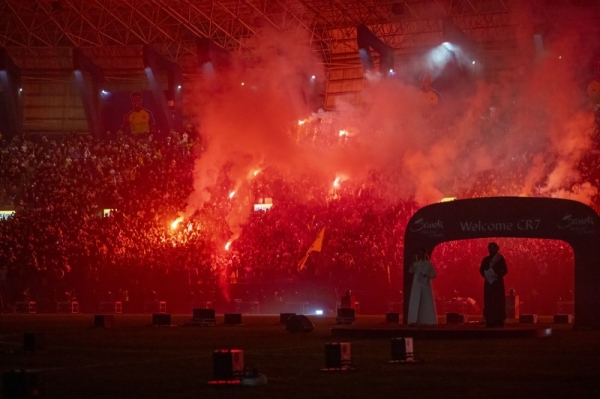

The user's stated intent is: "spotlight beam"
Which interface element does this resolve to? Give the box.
[73,48,105,138]
[142,45,184,133]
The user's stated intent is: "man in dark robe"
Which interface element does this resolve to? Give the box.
[479,242,508,327]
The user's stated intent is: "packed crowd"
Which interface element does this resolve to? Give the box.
[0,129,205,312]
[0,108,597,314]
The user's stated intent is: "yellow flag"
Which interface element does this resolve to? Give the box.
[308,227,325,253]
[297,253,309,272]
[297,227,325,271]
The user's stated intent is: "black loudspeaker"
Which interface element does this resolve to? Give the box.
[3,369,45,399]
[152,313,171,326]
[324,342,351,369]
[386,312,400,324]
[391,337,414,362]
[94,314,114,328]
[445,312,463,324]
[519,314,538,324]
[15,301,36,314]
[23,332,44,353]
[212,349,244,380]
[336,308,356,324]
[553,314,573,324]
[337,308,355,318]
[279,313,296,324]
[193,308,216,320]
[286,314,314,333]
[224,313,242,325]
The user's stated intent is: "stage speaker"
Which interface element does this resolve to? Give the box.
[224,313,242,325]
[325,342,351,369]
[386,312,400,324]
[391,337,414,362]
[23,332,44,353]
[3,369,45,399]
[279,313,296,324]
[15,301,36,314]
[445,312,463,324]
[285,314,314,333]
[152,313,171,326]
[212,349,244,380]
[519,314,538,324]
[336,308,356,324]
[193,308,216,320]
[94,314,114,328]
[553,314,573,324]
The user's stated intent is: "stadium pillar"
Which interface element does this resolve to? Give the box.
[0,48,22,140]
[357,24,394,77]
[73,48,105,139]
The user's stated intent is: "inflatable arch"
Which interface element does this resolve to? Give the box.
[403,197,600,330]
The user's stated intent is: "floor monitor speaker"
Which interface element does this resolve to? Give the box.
[286,314,314,333]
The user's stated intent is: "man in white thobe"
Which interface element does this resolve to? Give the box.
[407,248,438,325]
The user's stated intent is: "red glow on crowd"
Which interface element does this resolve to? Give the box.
[2,18,599,315]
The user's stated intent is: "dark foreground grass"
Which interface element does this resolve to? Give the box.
[1,314,599,399]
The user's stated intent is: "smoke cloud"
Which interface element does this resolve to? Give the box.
[186,12,599,235]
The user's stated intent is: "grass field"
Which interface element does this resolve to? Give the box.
[1,314,599,398]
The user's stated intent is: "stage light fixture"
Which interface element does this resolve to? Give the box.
[429,44,453,65]
[442,42,455,51]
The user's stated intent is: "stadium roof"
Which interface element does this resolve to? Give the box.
[2,0,599,74]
